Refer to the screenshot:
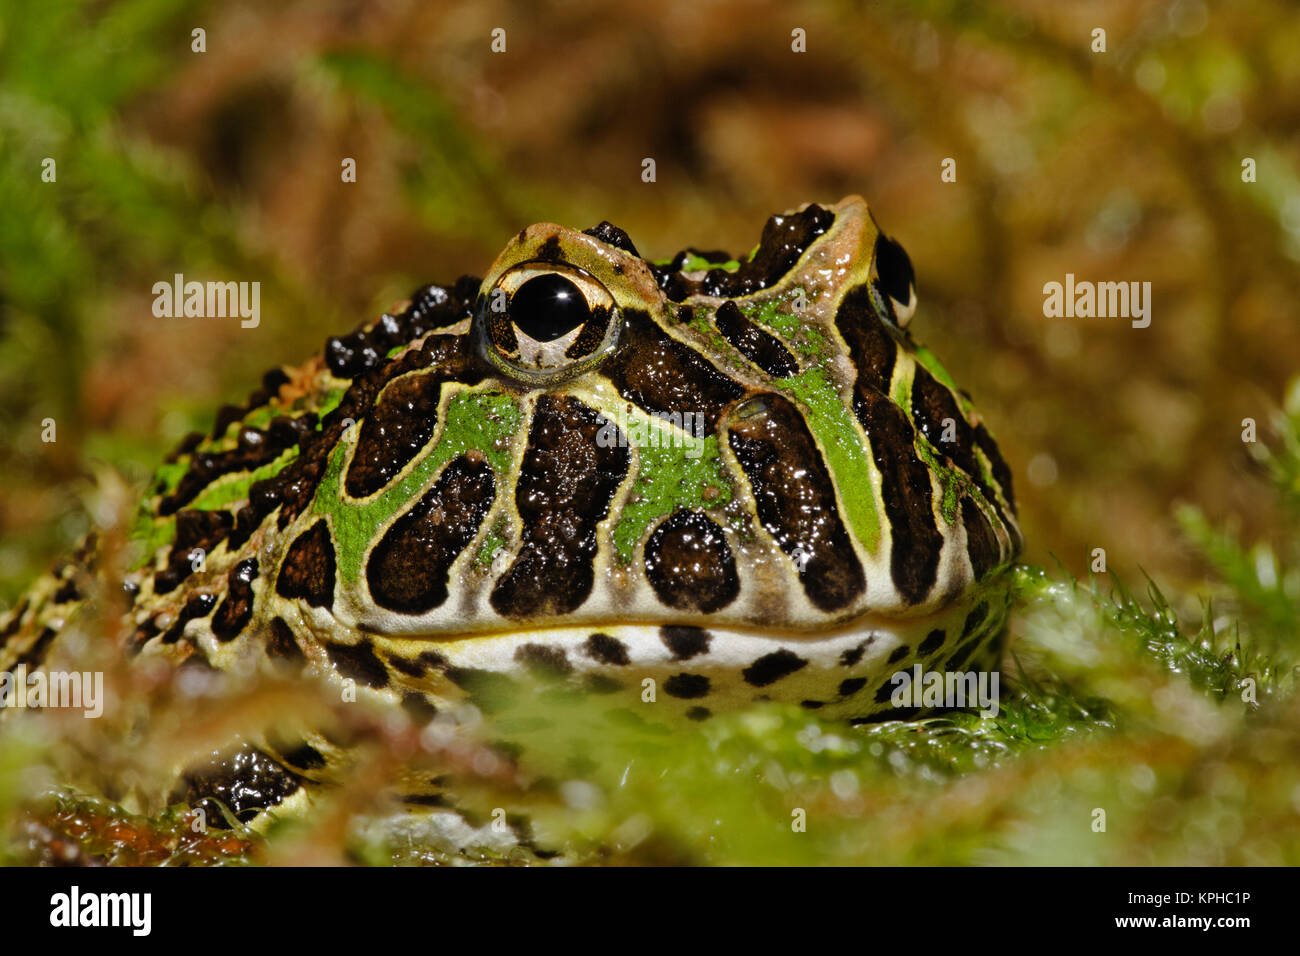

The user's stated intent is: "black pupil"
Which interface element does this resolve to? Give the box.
[510,274,590,342]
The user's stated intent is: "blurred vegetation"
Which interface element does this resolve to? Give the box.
[2,0,1300,865]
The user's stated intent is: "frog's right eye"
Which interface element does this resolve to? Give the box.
[480,261,621,381]
[871,233,918,327]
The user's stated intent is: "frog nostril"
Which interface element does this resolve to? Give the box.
[510,274,591,342]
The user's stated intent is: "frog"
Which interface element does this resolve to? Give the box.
[0,197,1020,847]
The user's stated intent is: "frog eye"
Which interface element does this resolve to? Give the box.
[481,262,619,379]
[872,233,918,327]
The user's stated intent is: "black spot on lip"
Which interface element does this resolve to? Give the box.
[918,629,946,657]
[14,626,57,669]
[742,649,808,687]
[514,643,573,680]
[888,644,910,664]
[161,591,218,644]
[839,639,872,667]
[685,706,712,721]
[946,636,982,670]
[445,667,518,714]
[387,649,449,678]
[839,677,867,697]
[53,578,80,604]
[963,600,990,638]
[0,599,29,649]
[584,674,623,694]
[325,638,389,689]
[584,632,630,666]
[664,673,711,699]
[400,692,439,725]
[659,625,712,661]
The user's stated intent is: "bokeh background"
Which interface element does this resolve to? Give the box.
[3,0,1300,615]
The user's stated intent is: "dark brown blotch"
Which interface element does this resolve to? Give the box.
[154,509,234,595]
[367,456,495,615]
[601,311,743,435]
[490,395,630,619]
[961,497,1000,581]
[645,510,739,614]
[345,371,446,498]
[212,558,258,642]
[276,520,337,609]
[584,633,630,666]
[851,388,942,605]
[713,301,798,377]
[726,393,865,611]
[325,637,389,688]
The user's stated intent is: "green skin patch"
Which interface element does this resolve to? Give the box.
[775,368,882,552]
[475,519,507,568]
[680,254,740,273]
[611,431,734,564]
[311,388,523,584]
[189,448,299,512]
[687,290,881,554]
[739,289,830,362]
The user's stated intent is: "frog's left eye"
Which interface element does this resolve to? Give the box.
[872,233,918,327]
[481,262,619,379]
